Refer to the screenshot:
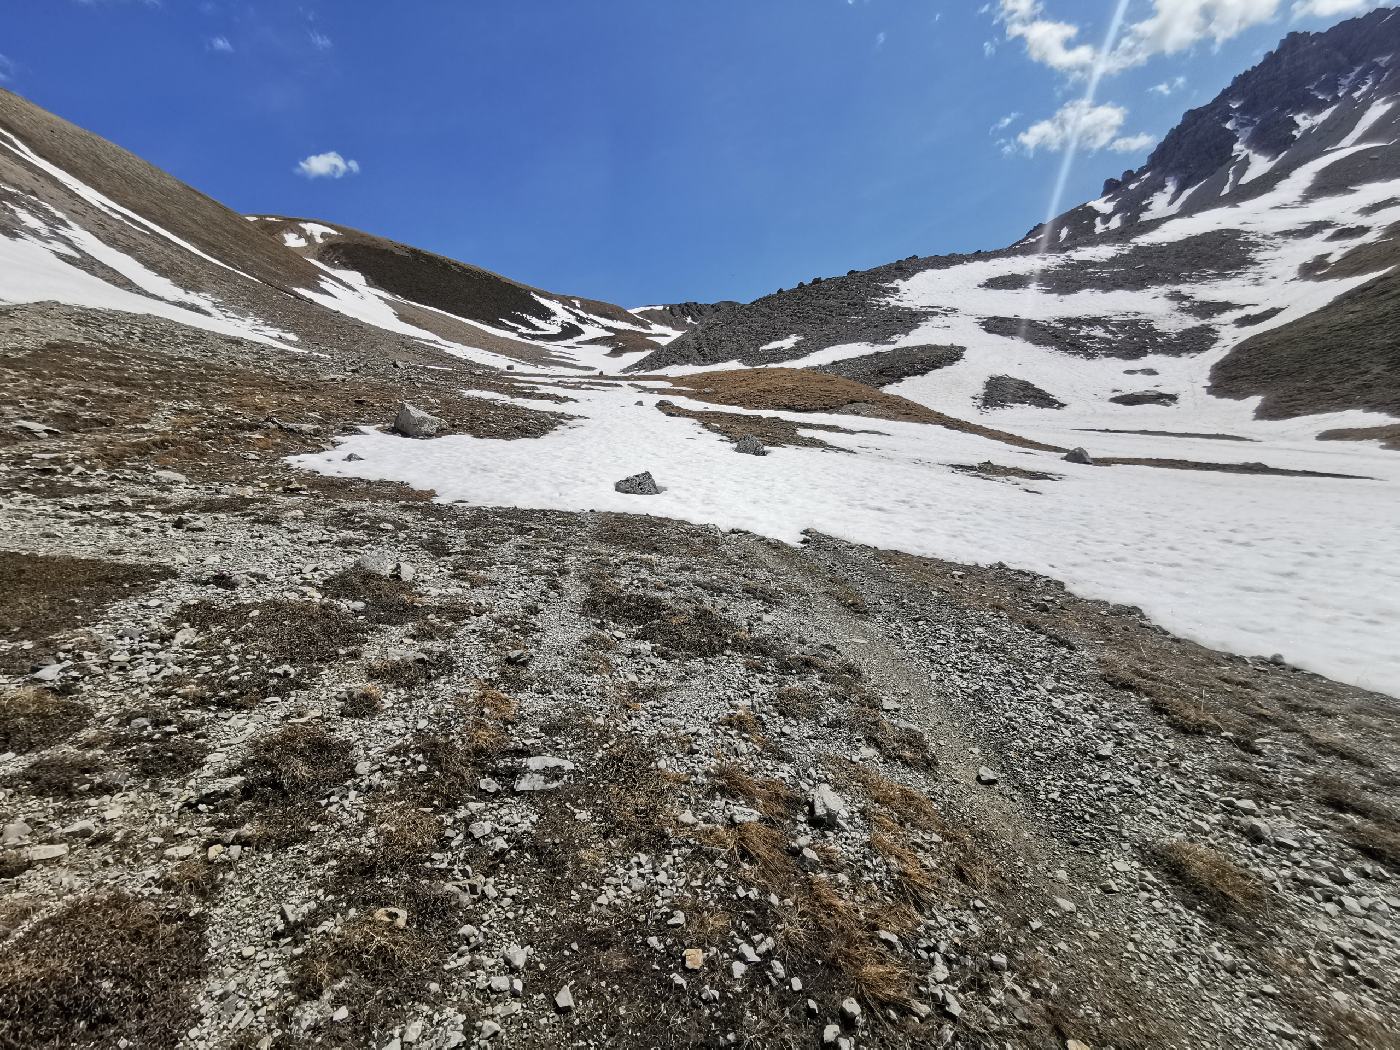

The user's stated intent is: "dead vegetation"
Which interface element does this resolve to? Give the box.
[654,398,862,451]
[1149,840,1270,929]
[0,551,171,671]
[231,724,355,844]
[0,687,90,753]
[319,566,423,625]
[665,368,1062,451]
[2,749,114,799]
[582,576,749,659]
[710,760,800,820]
[0,892,207,1049]
[394,685,516,809]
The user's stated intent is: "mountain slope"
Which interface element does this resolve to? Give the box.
[635,10,1400,432]
[0,88,671,370]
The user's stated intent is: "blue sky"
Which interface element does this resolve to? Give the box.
[1,1,1391,305]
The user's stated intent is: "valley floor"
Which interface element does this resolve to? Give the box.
[2,305,1398,1049]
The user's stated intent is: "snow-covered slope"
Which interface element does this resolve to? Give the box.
[0,88,668,372]
[636,10,1400,437]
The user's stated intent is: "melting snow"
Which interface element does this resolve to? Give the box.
[292,382,1400,698]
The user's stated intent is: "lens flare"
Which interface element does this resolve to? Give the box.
[1020,0,1133,337]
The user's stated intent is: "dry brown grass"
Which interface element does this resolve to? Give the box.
[341,683,384,718]
[0,551,171,671]
[395,685,516,809]
[869,828,940,910]
[367,650,455,688]
[0,892,207,1049]
[1345,821,1400,870]
[719,708,766,746]
[0,688,91,753]
[710,761,800,820]
[850,707,936,769]
[1100,657,1241,736]
[666,368,1062,451]
[1149,840,1270,929]
[2,750,113,799]
[319,566,423,625]
[654,398,861,450]
[582,578,747,659]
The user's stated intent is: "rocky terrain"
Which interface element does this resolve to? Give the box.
[2,300,1399,1050]
[3,9,1400,1050]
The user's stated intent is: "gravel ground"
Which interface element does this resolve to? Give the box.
[2,304,1398,1050]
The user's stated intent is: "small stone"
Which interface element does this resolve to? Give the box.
[555,984,574,1011]
[1053,897,1078,914]
[976,766,1000,785]
[731,960,748,979]
[614,471,661,495]
[164,845,197,860]
[373,907,408,929]
[684,947,705,970]
[479,1020,501,1040]
[840,997,862,1024]
[823,1024,842,1045]
[2,820,32,846]
[734,436,769,456]
[1062,447,1094,465]
[667,910,686,927]
[809,783,848,828]
[25,843,69,862]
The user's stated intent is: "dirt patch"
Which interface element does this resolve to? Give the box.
[0,892,207,1049]
[1081,428,1254,442]
[655,399,864,450]
[0,551,171,671]
[1095,456,1370,479]
[1317,423,1400,451]
[661,368,1062,452]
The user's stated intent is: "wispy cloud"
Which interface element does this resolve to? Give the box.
[875,30,887,48]
[208,35,233,53]
[1151,74,1188,95]
[309,30,333,51]
[992,111,1022,131]
[0,53,14,83]
[295,151,361,179]
[1016,99,1155,154]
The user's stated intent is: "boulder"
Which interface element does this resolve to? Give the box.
[615,471,661,495]
[734,435,769,456]
[393,403,445,438]
[1063,447,1095,465]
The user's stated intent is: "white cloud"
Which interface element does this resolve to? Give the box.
[992,0,1382,75]
[1110,131,1158,151]
[208,35,233,53]
[1292,0,1392,14]
[991,111,1022,131]
[876,30,887,47]
[997,0,1098,72]
[295,151,360,179]
[0,54,14,82]
[1151,74,1188,94]
[309,30,333,50]
[1016,99,1152,154]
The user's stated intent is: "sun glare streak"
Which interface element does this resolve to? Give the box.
[1019,0,1133,336]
